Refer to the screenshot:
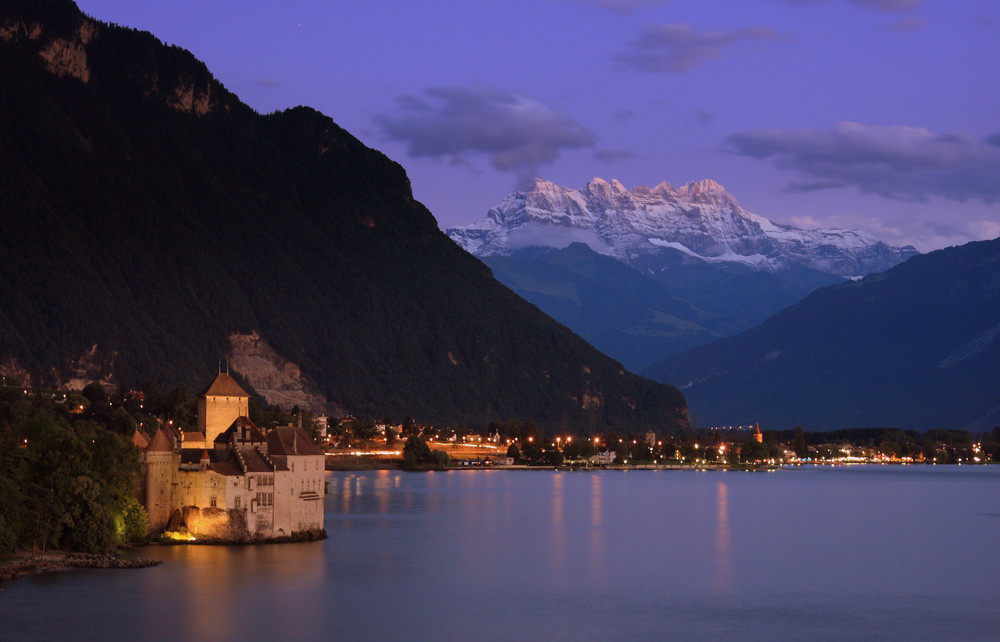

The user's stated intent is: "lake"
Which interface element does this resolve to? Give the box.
[3,465,999,640]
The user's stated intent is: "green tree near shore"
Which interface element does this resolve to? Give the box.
[0,393,147,555]
[401,436,449,470]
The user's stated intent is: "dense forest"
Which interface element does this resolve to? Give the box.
[0,0,687,434]
[0,385,147,555]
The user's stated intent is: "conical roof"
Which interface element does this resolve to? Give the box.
[131,429,150,449]
[197,372,248,398]
[146,428,173,453]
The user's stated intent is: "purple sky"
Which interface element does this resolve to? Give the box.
[74,0,999,252]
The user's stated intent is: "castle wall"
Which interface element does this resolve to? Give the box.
[272,454,325,536]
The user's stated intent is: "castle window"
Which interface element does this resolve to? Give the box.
[210,496,217,508]
[235,497,241,509]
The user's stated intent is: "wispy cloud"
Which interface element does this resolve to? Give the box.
[614,23,787,73]
[580,0,669,15]
[508,223,614,254]
[594,148,637,163]
[771,0,923,10]
[881,16,925,31]
[376,86,596,185]
[850,0,922,11]
[726,122,1000,203]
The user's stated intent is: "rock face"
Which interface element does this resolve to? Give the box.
[448,177,917,278]
[228,332,330,413]
[1,14,97,83]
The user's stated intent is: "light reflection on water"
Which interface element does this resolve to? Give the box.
[2,465,999,641]
[713,480,732,597]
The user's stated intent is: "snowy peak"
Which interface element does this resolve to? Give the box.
[447,177,918,278]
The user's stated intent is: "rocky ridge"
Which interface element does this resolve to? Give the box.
[448,177,917,278]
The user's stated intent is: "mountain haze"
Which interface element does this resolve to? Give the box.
[482,243,725,372]
[644,238,1000,431]
[0,0,687,433]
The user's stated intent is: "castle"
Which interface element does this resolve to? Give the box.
[139,372,326,541]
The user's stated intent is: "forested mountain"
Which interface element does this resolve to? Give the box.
[644,238,1000,431]
[0,0,687,433]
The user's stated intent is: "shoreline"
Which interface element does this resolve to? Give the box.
[0,551,162,583]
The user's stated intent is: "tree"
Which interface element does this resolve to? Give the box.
[793,426,806,458]
[430,449,450,467]
[400,435,450,470]
[740,439,769,464]
[506,443,520,461]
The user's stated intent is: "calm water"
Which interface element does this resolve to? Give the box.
[3,466,999,641]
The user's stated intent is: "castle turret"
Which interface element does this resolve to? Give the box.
[144,428,176,533]
[197,373,249,445]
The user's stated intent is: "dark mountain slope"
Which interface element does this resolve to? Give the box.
[482,243,725,371]
[0,0,687,432]
[643,238,1000,431]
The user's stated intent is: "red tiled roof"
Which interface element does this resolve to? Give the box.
[239,445,274,473]
[197,372,248,399]
[213,416,267,445]
[210,461,242,476]
[267,426,324,456]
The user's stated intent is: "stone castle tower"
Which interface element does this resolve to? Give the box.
[144,428,177,532]
[197,373,249,445]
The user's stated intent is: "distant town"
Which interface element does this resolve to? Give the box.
[319,415,999,469]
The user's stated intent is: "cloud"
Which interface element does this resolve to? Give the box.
[880,17,925,31]
[507,223,615,254]
[594,149,637,163]
[726,122,1000,203]
[850,0,922,11]
[783,180,847,193]
[695,107,716,126]
[614,24,787,73]
[771,0,923,9]
[376,86,596,182]
[580,0,669,14]
[770,0,923,11]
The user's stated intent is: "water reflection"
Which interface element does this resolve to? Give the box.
[552,472,564,527]
[588,473,605,583]
[590,473,602,527]
[374,469,392,513]
[141,541,327,640]
[5,467,1000,640]
[549,473,567,581]
[713,480,732,596]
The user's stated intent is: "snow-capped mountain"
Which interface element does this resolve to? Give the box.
[448,177,918,277]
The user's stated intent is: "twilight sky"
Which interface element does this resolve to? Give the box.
[75,0,999,252]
